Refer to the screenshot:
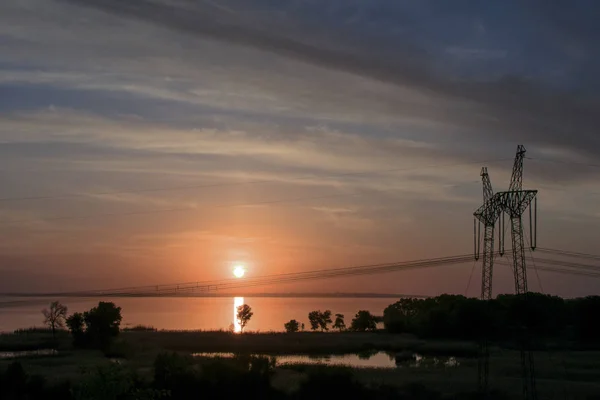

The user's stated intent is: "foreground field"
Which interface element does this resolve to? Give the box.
[1,329,600,399]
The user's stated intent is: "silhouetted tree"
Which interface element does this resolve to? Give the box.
[319,310,332,331]
[308,310,332,332]
[67,301,122,349]
[382,293,597,343]
[308,311,320,331]
[350,310,377,332]
[333,313,346,331]
[82,302,122,348]
[236,304,253,333]
[301,323,305,331]
[284,319,300,333]
[66,312,86,346]
[42,301,68,340]
[383,298,424,334]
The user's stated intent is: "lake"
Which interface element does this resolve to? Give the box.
[0,296,396,333]
[0,349,460,369]
[192,352,460,369]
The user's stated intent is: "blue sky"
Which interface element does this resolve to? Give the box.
[0,0,599,296]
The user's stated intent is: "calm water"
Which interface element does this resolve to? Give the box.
[0,349,459,369]
[192,352,460,369]
[0,350,58,359]
[0,296,394,333]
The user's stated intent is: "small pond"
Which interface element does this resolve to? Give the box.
[192,351,460,369]
[0,349,58,359]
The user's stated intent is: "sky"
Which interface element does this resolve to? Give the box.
[0,0,599,297]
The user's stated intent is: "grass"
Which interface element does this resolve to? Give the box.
[2,329,600,399]
[120,329,480,356]
[122,324,157,332]
[0,329,71,351]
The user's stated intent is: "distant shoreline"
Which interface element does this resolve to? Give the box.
[0,292,427,301]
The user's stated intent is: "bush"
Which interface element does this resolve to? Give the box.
[84,302,123,348]
[66,302,123,349]
[284,320,300,333]
[0,361,73,399]
[152,353,279,399]
[66,312,86,347]
[350,310,377,332]
[295,367,368,399]
[102,339,136,359]
[73,363,166,400]
[153,352,195,390]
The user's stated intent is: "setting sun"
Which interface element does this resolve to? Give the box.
[233,265,246,278]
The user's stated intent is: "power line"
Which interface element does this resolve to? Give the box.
[503,263,600,279]
[525,232,544,293]
[527,257,600,273]
[5,248,599,299]
[3,253,476,297]
[464,259,477,296]
[496,257,600,277]
[36,258,427,296]
[537,247,600,261]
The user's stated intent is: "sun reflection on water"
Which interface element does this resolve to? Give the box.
[233,297,244,333]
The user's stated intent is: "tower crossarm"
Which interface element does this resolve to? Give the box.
[496,190,537,218]
[474,192,503,226]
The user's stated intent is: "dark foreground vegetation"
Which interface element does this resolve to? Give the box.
[0,353,511,400]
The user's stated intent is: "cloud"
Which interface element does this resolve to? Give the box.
[50,0,600,159]
[445,47,508,59]
[0,0,599,295]
[2,0,598,165]
[0,107,595,229]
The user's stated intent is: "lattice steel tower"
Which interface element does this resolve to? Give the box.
[473,145,538,400]
[473,167,502,394]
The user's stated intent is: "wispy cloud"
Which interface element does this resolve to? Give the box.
[0,0,599,295]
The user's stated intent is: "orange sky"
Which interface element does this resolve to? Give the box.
[1,0,599,298]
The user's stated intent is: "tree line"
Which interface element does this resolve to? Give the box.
[383,293,600,345]
[42,293,598,345]
[42,301,256,344]
[284,310,378,333]
[41,301,379,339]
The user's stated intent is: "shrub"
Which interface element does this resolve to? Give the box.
[350,310,377,332]
[284,319,300,333]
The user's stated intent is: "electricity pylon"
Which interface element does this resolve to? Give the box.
[474,167,501,300]
[498,145,538,400]
[474,167,494,393]
[473,167,503,395]
[473,145,538,400]
[503,145,537,295]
